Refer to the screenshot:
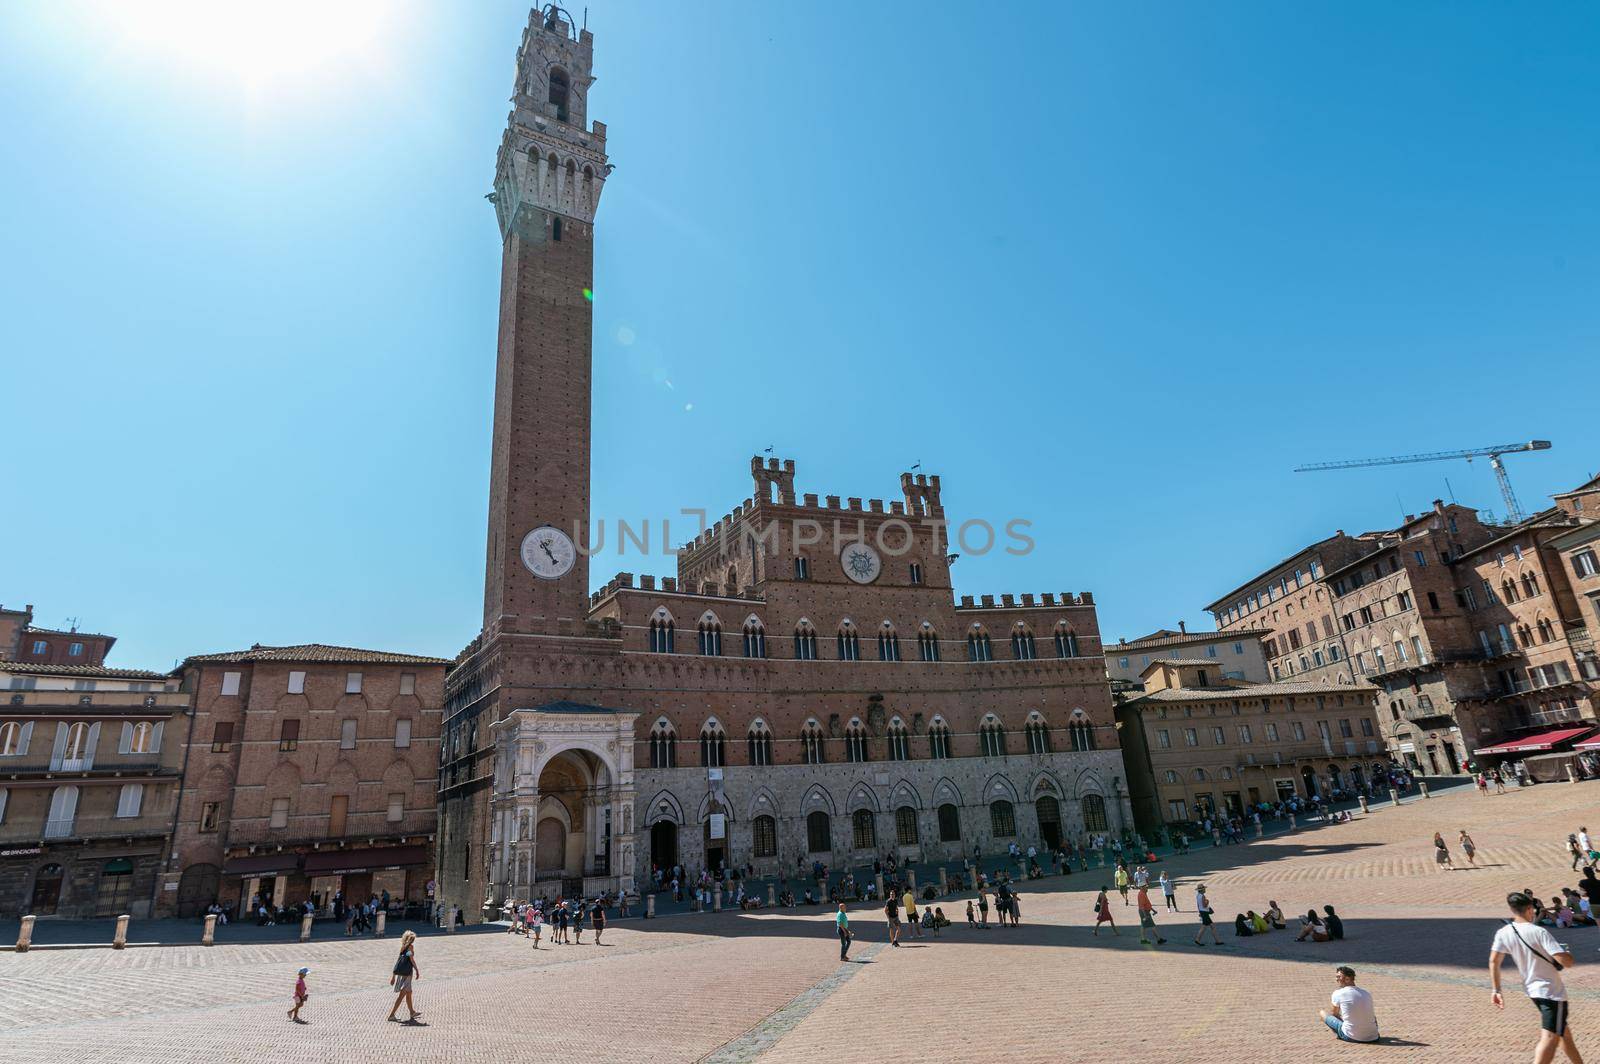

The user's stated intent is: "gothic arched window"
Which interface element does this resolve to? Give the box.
[837,623,860,662]
[927,721,951,760]
[1011,626,1037,660]
[747,722,773,767]
[886,721,910,761]
[1054,624,1080,658]
[698,619,722,656]
[699,723,726,768]
[800,721,826,765]
[794,622,818,661]
[967,628,993,662]
[979,719,1006,757]
[918,625,941,662]
[649,722,677,768]
[844,723,869,763]
[1025,718,1051,754]
[743,620,766,659]
[649,617,675,654]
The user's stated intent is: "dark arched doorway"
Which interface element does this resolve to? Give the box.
[177,862,221,918]
[650,820,678,871]
[30,863,64,915]
[1301,766,1318,797]
[536,817,566,874]
[1035,795,1062,850]
[703,802,729,874]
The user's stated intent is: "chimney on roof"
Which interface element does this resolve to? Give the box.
[1178,620,1187,635]
[1119,637,1126,647]
[1334,530,1343,537]
[1433,499,1446,515]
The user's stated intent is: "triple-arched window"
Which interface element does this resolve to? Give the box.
[1054,624,1080,658]
[837,623,860,662]
[886,722,910,761]
[747,722,773,767]
[794,622,818,661]
[1067,720,1096,751]
[1011,626,1037,660]
[979,719,1006,757]
[649,722,677,768]
[801,721,826,765]
[878,624,900,662]
[918,626,941,662]
[649,617,675,654]
[698,619,722,656]
[844,723,869,763]
[967,629,993,662]
[927,721,951,760]
[743,620,767,659]
[699,723,726,768]
[1025,718,1051,754]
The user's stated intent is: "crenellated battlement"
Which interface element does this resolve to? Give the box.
[955,591,1096,610]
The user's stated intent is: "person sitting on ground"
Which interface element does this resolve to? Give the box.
[933,906,950,929]
[1323,905,1345,940]
[1297,910,1330,942]
[1319,965,1381,1044]
[1554,897,1575,929]
[1267,900,1287,929]
[802,888,815,906]
[1249,910,1270,934]
[1234,914,1254,937]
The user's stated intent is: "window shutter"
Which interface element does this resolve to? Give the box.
[50,722,68,767]
[17,722,32,756]
[0,788,7,824]
[151,721,164,753]
[85,722,101,766]
[119,722,133,754]
[117,783,144,818]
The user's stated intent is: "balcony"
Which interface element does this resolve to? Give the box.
[5,814,172,846]
[1404,702,1455,723]
[1528,707,1588,727]
[1,690,189,713]
[2,758,173,779]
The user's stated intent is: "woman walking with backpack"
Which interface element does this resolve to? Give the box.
[386,930,421,1023]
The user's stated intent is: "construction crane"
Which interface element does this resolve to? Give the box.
[1294,441,1553,525]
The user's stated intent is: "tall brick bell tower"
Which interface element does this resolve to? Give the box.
[483,4,608,636]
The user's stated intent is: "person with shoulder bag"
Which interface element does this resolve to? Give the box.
[386,929,422,1023]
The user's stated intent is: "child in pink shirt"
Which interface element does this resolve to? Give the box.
[289,966,309,1022]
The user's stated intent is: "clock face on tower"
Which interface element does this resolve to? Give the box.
[520,526,577,580]
[840,542,883,584]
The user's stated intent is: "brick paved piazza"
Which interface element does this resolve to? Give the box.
[3,782,1595,1063]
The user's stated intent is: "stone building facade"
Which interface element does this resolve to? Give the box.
[1106,624,1269,684]
[1115,660,1385,831]
[436,7,1130,921]
[0,603,32,662]
[0,661,190,919]
[161,644,448,917]
[10,622,116,667]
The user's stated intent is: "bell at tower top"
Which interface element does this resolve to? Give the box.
[513,4,597,133]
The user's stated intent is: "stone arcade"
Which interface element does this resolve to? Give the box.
[435,6,1130,918]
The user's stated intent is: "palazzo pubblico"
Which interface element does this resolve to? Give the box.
[434,7,1131,916]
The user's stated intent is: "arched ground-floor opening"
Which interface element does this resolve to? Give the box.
[650,820,679,870]
[1034,796,1061,850]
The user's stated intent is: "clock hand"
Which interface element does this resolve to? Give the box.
[541,540,558,563]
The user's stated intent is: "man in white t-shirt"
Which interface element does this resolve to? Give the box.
[1491,890,1581,1064]
[1319,966,1380,1043]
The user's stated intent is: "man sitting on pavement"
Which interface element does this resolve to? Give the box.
[1319,966,1380,1044]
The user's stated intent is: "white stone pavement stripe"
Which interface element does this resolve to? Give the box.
[699,942,887,1064]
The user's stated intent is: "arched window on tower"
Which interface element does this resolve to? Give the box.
[747,721,773,767]
[927,720,951,759]
[649,617,675,654]
[794,622,818,661]
[1054,623,1080,658]
[967,628,993,662]
[877,623,901,662]
[844,722,869,763]
[698,618,722,656]
[1011,625,1037,660]
[743,620,767,659]
[979,718,1006,757]
[918,624,941,662]
[800,720,826,764]
[649,721,677,768]
[699,722,726,768]
[886,721,910,761]
[837,623,860,662]
[548,67,570,122]
[1025,717,1051,754]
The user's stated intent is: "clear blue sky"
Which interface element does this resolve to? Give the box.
[3,2,1597,669]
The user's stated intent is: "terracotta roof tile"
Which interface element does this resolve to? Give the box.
[181,643,451,667]
[0,661,168,680]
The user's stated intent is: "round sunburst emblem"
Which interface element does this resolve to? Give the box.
[840,542,882,584]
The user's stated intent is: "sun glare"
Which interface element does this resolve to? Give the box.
[84,0,399,91]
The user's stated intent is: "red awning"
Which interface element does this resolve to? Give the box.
[223,853,302,875]
[1474,726,1595,756]
[302,845,428,875]
[1574,735,1600,751]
